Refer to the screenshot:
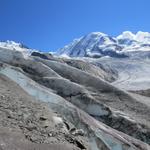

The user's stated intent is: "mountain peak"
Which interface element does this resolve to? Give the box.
[87,32,108,36]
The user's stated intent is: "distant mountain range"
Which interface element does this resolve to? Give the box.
[56,31,150,58]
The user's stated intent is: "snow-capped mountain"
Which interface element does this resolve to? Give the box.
[0,40,31,58]
[0,40,30,50]
[56,31,150,58]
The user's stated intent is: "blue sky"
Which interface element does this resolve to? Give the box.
[0,0,150,51]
